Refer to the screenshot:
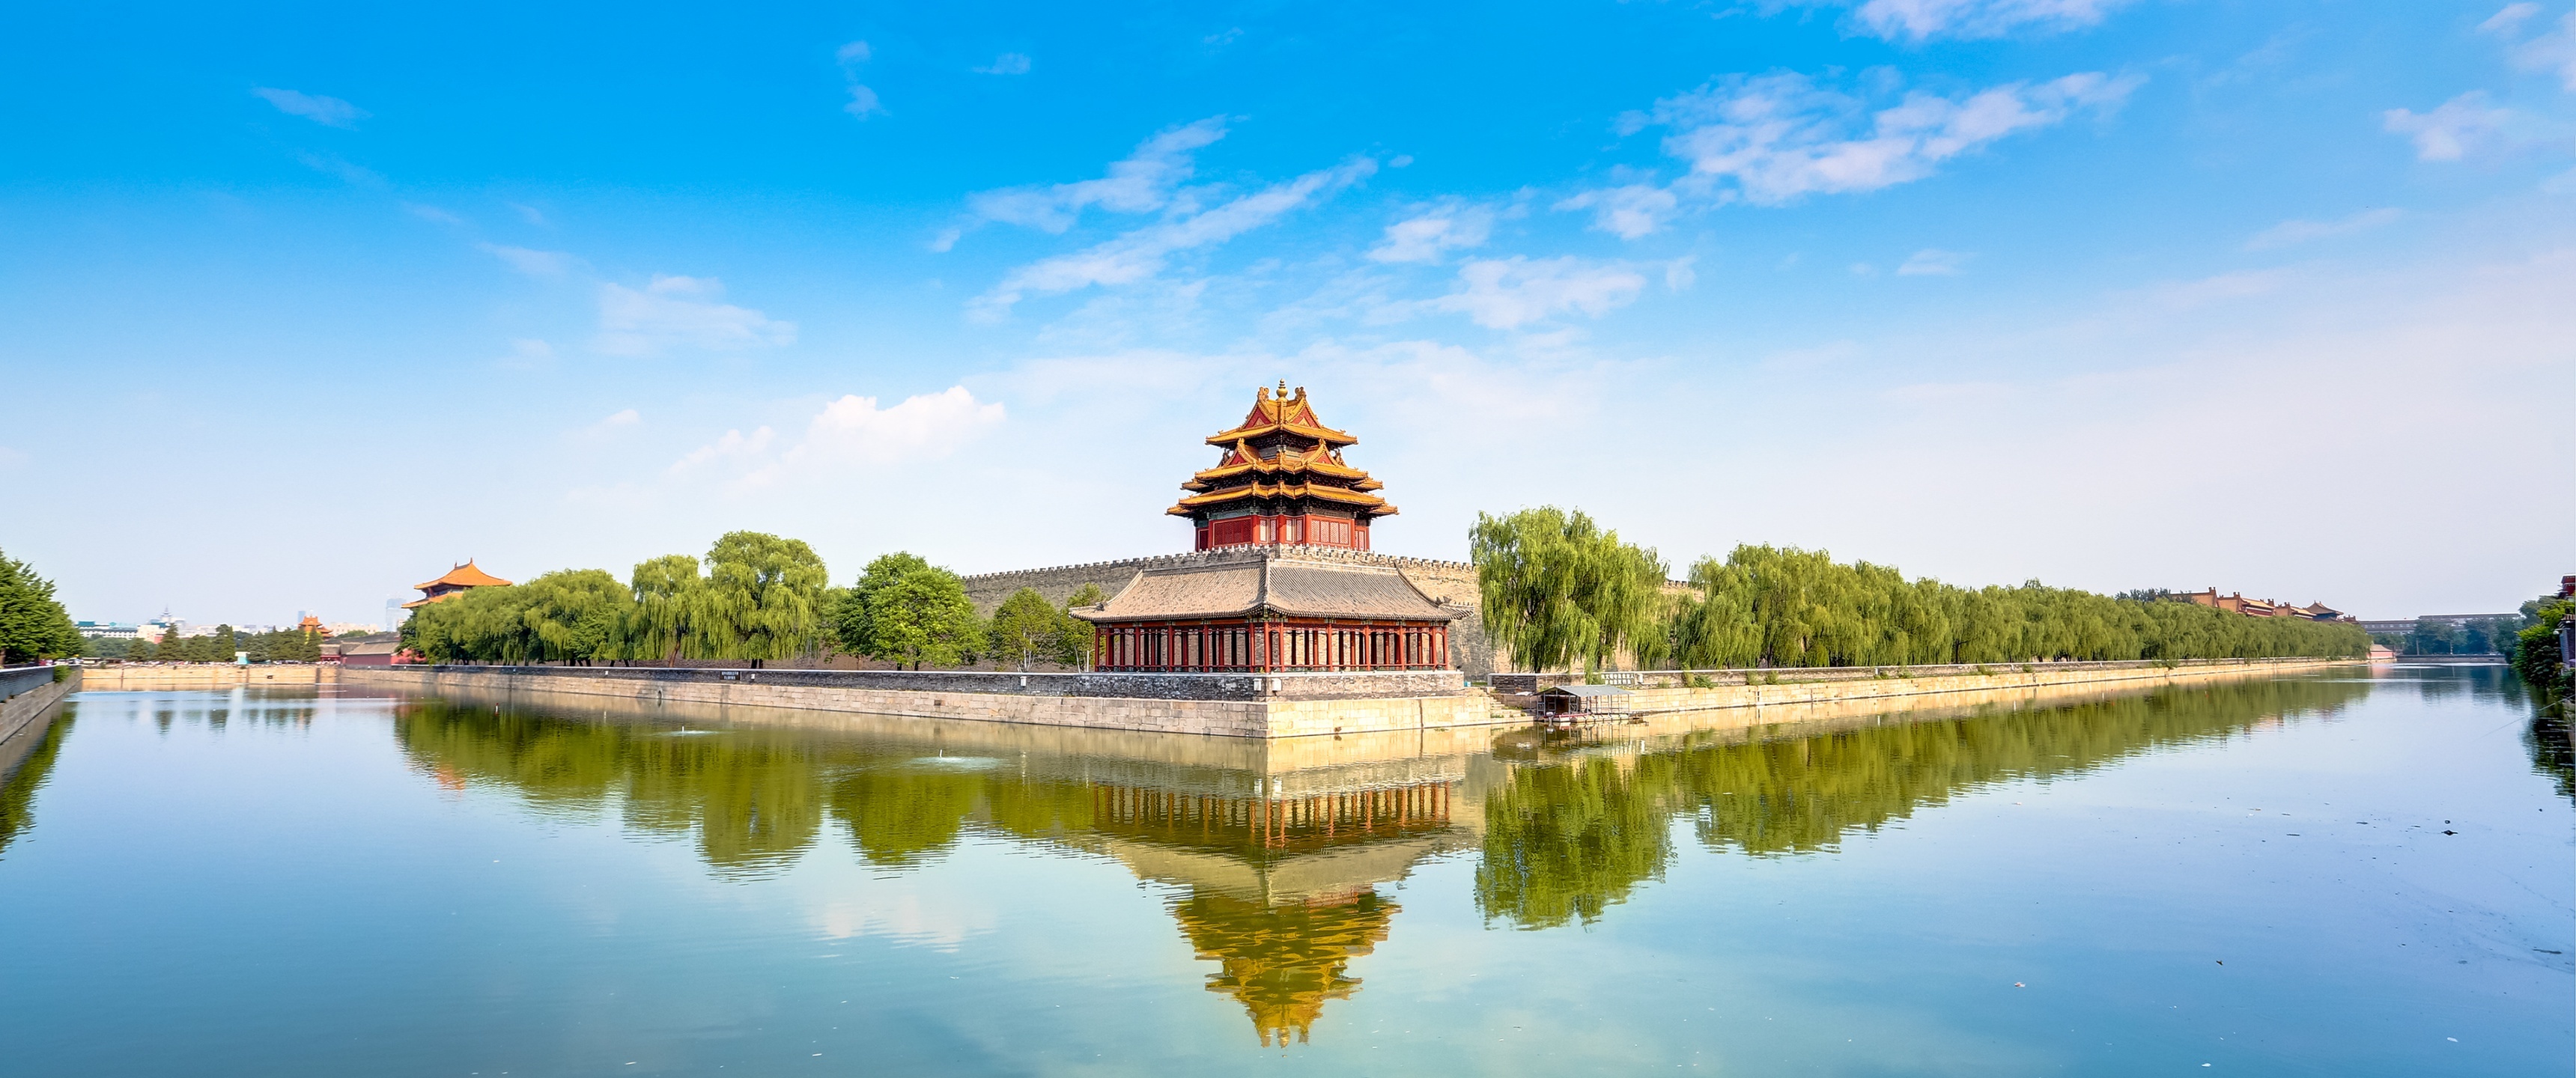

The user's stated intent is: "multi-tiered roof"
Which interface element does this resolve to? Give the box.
[1170,383,1395,548]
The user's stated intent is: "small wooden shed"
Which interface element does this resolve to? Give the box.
[1537,683,1633,722]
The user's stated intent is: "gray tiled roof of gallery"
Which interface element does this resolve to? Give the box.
[1072,552,1459,623]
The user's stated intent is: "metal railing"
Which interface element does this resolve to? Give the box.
[0,664,64,703]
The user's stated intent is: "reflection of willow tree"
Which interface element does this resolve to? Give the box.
[1479,675,2375,928]
[2526,710,2574,804]
[0,717,73,860]
[393,702,1108,874]
[395,702,826,877]
[1475,756,1676,929]
[827,770,978,866]
[1168,888,1398,1047]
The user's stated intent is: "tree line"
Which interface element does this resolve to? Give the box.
[1473,506,2371,674]
[404,531,1102,669]
[99,625,329,663]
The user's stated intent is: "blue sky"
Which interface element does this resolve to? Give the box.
[5,0,2572,627]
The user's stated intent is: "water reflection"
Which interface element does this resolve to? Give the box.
[1475,674,2376,928]
[383,673,2377,1041]
[0,716,73,861]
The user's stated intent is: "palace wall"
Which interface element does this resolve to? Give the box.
[959,545,1507,679]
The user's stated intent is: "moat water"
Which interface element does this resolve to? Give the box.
[0,666,2566,1077]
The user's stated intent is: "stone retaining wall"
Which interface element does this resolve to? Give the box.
[340,665,1498,739]
[1603,657,2352,716]
[0,668,79,772]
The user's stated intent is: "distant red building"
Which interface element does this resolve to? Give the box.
[403,561,512,610]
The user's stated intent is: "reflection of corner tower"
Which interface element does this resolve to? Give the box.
[1168,889,1398,1047]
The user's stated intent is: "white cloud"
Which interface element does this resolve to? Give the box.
[977,157,1376,312]
[2383,92,2513,160]
[845,85,886,119]
[837,40,885,119]
[594,276,797,356]
[574,409,642,439]
[673,387,1008,487]
[1555,183,1680,239]
[670,426,776,472]
[476,243,577,276]
[1897,248,1972,275]
[975,52,1032,75]
[402,202,464,225]
[251,87,368,128]
[1430,257,1651,330]
[0,445,28,472]
[2243,207,2402,251]
[1659,71,2139,204]
[1367,203,1494,262]
[510,202,549,226]
[2499,9,2576,90]
[1850,0,2135,40]
[1576,70,2138,234]
[2482,3,2543,34]
[965,118,1230,233]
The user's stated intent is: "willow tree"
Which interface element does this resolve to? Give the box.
[698,532,830,667]
[1471,507,1668,674]
[626,554,706,664]
[514,570,633,665]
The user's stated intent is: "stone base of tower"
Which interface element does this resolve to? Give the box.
[959,545,1504,680]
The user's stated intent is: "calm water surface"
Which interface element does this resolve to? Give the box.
[0,666,2566,1076]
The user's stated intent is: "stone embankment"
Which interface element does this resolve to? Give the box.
[1,666,81,777]
[70,663,334,689]
[339,665,1498,739]
[336,656,2354,740]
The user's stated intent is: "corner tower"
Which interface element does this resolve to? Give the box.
[1170,383,1396,551]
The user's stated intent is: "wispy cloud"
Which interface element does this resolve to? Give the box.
[974,52,1032,75]
[1367,202,1495,263]
[963,118,1229,234]
[402,202,464,225]
[1897,248,1972,275]
[252,87,368,128]
[2383,92,2513,160]
[977,156,1376,313]
[476,243,578,277]
[839,40,887,119]
[573,409,642,440]
[1554,183,1680,240]
[672,387,1008,487]
[1579,70,2139,235]
[1430,256,1654,330]
[2491,6,2576,90]
[1848,0,2136,41]
[294,150,383,186]
[595,276,796,356]
[2244,207,2402,250]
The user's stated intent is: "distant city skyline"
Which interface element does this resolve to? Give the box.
[6,1,2571,624]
